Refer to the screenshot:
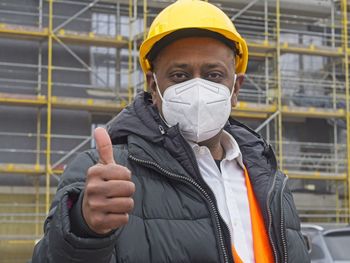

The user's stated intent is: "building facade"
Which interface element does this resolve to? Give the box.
[0,0,349,261]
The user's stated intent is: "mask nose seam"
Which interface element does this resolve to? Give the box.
[196,83,200,140]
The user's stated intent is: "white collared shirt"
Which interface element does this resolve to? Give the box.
[190,131,255,263]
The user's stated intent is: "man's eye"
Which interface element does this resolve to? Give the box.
[170,72,189,82]
[207,73,223,81]
[174,73,187,78]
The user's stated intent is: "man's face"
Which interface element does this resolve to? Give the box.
[146,37,244,113]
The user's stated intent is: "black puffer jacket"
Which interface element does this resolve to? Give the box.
[32,92,310,263]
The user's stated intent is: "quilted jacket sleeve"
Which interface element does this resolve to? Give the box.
[31,151,118,263]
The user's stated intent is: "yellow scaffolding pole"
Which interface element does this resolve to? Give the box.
[143,0,148,91]
[36,109,41,171]
[276,0,283,169]
[345,181,349,222]
[341,0,350,223]
[336,181,340,223]
[128,0,133,104]
[143,0,148,44]
[35,108,41,235]
[46,0,53,213]
[35,176,40,236]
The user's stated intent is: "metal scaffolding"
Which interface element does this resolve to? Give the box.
[0,0,350,259]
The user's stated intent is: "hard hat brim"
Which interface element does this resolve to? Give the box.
[140,27,248,74]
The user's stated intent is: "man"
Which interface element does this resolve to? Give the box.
[32,0,310,262]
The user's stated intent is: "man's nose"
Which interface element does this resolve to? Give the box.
[192,71,202,79]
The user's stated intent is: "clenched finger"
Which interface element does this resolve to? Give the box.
[104,181,135,198]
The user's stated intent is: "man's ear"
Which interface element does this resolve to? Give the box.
[146,71,158,104]
[231,74,244,107]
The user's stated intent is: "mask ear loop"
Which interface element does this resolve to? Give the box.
[229,74,237,99]
[152,73,171,127]
[152,73,165,102]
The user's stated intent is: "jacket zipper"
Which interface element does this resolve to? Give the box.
[266,172,279,263]
[266,172,289,263]
[184,146,233,263]
[280,176,288,263]
[128,154,230,263]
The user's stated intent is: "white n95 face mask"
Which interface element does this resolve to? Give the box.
[153,74,236,143]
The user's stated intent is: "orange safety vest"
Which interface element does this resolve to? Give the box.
[231,167,274,263]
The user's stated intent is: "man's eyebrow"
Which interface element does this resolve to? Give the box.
[163,62,232,73]
[202,62,227,68]
[163,63,190,74]
[167,63,190,69]
[167,62,228,69]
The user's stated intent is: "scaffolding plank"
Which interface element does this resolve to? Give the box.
[0,93,125,113]
[236,101,277,113]
[52,96,125,112]
[286,170,347,181]
[232,112,269,119]
[56,29,129,48]
[0,93,46,107]
[0,24,129,48]
[281,43,343,57]
[0,24,48,40]
[282,106,345,118]
[0,163,63,175]
[1,93,346,118]
[247,40,343,57]
[0,164,45,174]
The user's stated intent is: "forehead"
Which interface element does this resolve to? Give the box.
[154,37,235,67]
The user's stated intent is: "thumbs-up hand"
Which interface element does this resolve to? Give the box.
[82,127,135,235]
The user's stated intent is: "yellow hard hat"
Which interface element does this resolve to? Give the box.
[139,0,248,74]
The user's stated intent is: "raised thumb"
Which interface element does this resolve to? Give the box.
[94,127,115,165]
